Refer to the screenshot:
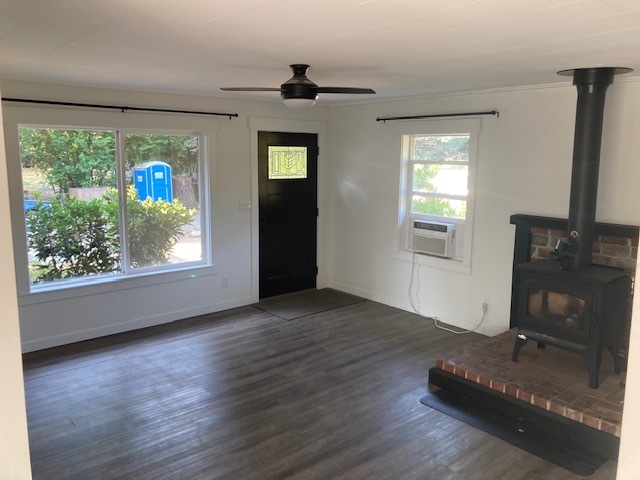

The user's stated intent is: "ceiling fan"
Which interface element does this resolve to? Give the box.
[221,64,376,108]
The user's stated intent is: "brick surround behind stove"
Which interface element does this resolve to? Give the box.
[530,227,638,272]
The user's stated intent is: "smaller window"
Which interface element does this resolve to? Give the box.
[398,120,479,269]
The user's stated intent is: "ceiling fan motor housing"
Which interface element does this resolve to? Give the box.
[281,64,318,100]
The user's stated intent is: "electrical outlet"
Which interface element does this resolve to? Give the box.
[221,274,229,288]
[482,299,489,314]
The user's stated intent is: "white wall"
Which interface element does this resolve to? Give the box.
[326,80,640,336]
[1,80,329,352]
[0,86,32,478]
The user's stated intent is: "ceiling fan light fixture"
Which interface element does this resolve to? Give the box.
[282,97,318,108]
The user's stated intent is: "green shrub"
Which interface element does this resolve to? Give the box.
[27,186,195,283]
[104,186,196,268]
[27,196,121,283]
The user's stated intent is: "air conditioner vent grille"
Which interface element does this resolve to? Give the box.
[411,220,456,258]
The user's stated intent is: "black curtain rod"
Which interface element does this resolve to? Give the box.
[376,110,499,123]
[1,97,239,119]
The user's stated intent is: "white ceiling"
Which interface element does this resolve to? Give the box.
[1,0,639,105]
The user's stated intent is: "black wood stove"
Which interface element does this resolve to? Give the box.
[513,260,630,388]
[511,67,633,389]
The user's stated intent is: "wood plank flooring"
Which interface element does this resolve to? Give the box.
[22,290,618,479]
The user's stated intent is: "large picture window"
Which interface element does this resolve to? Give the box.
[19,126,206,288]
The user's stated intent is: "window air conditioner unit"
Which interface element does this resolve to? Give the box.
[411,220,456,258]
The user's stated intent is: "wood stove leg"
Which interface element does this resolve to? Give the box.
[582,348,603,389]
[512,334,528,362]
[607,345,626,374]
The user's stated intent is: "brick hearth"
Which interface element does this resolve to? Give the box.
[435,329,625,437]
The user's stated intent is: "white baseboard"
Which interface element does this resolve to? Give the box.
[327,281,501,336]
[21,296,252,353]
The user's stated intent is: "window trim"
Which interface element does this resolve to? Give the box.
[393,118,480,273]
[4,105,218,302]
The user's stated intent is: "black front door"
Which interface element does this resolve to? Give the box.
[258,131,318,298]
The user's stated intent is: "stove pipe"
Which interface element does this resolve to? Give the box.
[556,67,632,270]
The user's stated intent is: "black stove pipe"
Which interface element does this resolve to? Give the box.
[557,67,632,270]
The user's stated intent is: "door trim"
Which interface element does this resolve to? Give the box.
[249,117,327,302]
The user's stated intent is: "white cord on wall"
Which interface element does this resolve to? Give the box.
[408,251,486,334]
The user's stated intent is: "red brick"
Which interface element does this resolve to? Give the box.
[592,255,615,267]
[582,413,602,430]
[613,257,637,271]
[505,384,518,398]
[453,366,466,378]
[465,370,480,383]
[601,243,631,257]
[548,229,567,237]
[532,394,548,410]
[490,379,506,393]
[530,227,549,235]
[548,401,566,416]
[435,359,444,370]
[565,407,584,423]
[517,389,532,403]
[600,419,620,437]
[442,361,455,374]
[478,375,491,388]
[601,235,629,246]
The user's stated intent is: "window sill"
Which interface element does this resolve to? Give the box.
[18,263,219,306]
[392,249,471,275]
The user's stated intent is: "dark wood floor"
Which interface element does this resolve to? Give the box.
[23,290,618,479]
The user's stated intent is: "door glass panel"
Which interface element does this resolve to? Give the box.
[268,146,307,179]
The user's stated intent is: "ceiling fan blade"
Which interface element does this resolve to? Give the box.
[316,87,376,94]
[220,87,281,92]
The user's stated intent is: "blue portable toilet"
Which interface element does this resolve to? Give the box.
[133,161,173,203]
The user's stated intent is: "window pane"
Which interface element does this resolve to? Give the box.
[412,135,469,162]
[413,163,468,196]
[268,146,307,179]
[412,196,467,219]
[124,134,202,269]
[20,127,120,285]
